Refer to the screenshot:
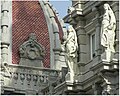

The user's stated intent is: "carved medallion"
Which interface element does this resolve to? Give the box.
[19,33,45,67]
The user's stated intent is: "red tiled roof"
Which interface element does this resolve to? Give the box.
[12,1,50,68]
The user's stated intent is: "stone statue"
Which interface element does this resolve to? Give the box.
[64,25,78,83]
[101,3,116,62]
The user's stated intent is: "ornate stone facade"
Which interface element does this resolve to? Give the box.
[61,1,119,95]
[0,1,66,95]
[0,0,119,95]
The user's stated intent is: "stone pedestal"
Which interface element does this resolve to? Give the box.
[101,50,115,62]
[65,72,74,83]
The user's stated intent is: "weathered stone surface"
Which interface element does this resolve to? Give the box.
[19,33,45,67]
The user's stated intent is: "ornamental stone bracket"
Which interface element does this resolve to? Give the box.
[19,33,45,67]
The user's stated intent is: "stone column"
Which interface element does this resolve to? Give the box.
[0,1,10,89]
[1,1,10,66]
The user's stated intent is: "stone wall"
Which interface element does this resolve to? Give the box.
[62,1,119,95]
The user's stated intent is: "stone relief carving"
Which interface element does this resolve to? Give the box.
[63,25,78,83]
[67,6,75,14]
[0,63,11,77]
[101,3,116,62]
[19,33,45,67]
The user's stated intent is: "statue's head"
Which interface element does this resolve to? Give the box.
[68,25,73,33]
[104,3,111,11]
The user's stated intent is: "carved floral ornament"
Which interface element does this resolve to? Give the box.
[19,33,45,60]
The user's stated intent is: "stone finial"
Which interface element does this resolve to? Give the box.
[19,33,45,67]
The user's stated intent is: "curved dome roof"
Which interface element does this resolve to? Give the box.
[12,1,64,68]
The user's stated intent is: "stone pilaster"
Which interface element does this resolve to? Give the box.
[1,0,10,79]
[0,1,11,91]
[1,1,10,66]
[76,18,86,64]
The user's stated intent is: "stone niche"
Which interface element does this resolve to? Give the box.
[19,33,45,67]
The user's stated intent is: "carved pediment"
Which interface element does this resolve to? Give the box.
[19,33,45,67]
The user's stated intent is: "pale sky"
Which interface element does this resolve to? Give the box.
[50,0,72,19]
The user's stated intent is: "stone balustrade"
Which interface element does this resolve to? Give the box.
[2,64,61,94]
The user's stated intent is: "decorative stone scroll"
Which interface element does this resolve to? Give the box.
[19,33,45,67]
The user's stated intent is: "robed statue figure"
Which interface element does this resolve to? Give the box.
[101,3,116,62]
[64,25,78,83]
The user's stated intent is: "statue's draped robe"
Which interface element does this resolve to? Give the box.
[101,4,116,52]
